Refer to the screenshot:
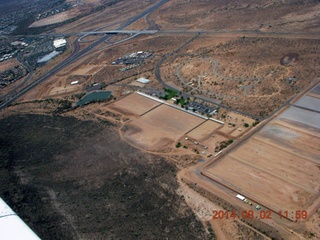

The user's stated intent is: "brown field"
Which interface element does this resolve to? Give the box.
[54,0,154,34]
[217,124,238,135]
[71,65,104,75]
[202,134,228,153]
[161,35,320,117]
[29,6,92,28]
[187,120,222,141]
[123,104,205,151]
[0,58,20,71]
[150,0,320,33]
[201,85,320,221]
[108,92,161,116]
[205,155,314,216]
[47,84,81,97]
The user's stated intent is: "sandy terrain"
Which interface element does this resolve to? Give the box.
[150,0,320,33]
[108,92,161,116]
[200,83,320,224]
[205,156,314,215]
[29,6,92,28]
[54,0,154,34]
[186,120,222,141]
[123,104,205,151]
[161,35,320,117]
[217,124,238,135]
[201,134,228,153]
[71,65,104,75]
[47,84,81,97]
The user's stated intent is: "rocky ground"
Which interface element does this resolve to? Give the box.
[0,113,206,239]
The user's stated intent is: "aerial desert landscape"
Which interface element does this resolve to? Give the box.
[0,0,319,239]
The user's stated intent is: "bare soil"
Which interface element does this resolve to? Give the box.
[108,92,161,116]
[0,58,20,72]
[150,0,320,33]
[29,7,91,28]
[187,120,222,142]
[161,36,320,117]
[122,104,205,152]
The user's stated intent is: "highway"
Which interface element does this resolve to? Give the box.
[0,0,168,110]
[1,0,318,111]
[158,29,320,39]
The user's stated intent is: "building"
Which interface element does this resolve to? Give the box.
[53,38,67,48]
[136,77,150,84]
[236,194,245,201]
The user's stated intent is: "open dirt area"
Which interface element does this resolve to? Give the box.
[47,84,82,97]
[29,7,89,28]
[108,92,160,116]
[204,125,319,218]
[121,103,205,152]
[196,83,320,238]
[53,0,154,34]
[161,36,320,117]
[186,120,222,142]
[150,0,320,33]
[71,65,104,75]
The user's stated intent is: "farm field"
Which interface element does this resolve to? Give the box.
[123,104,205,151]
[201,83,320,221]
[186,120,222,141]
[108,92,161,116]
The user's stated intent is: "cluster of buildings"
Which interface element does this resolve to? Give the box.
[112,51,153,65]
[186,101,218,116]
[53,38,67,49]
[0,53,15,62]
[0,65,28,89]
[35,2,73,21]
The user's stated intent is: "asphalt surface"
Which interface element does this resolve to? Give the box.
[0,0,169,110]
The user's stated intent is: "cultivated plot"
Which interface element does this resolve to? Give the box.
[202,84,320,220]
[108,93,161,116]
[124,104,205,151]
[187,120,222,141]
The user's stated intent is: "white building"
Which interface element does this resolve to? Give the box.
[53,38,67,48]
[136,77,150,84]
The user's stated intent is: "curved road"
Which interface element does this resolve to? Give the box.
[0,0,169,110]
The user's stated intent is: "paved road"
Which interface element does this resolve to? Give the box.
[158,29,320,39]
[0,0,169,110]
